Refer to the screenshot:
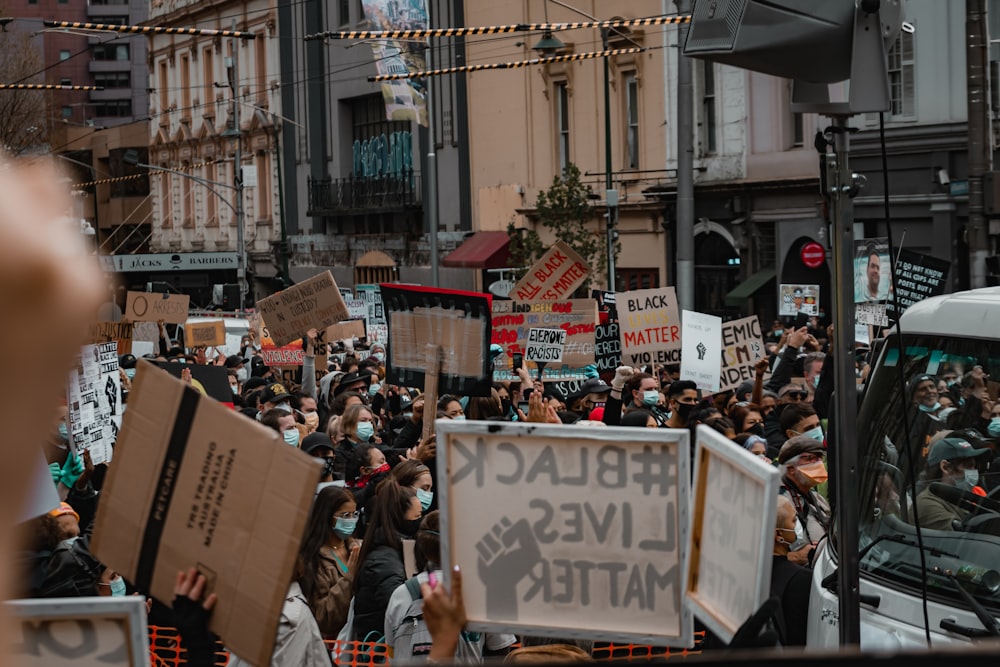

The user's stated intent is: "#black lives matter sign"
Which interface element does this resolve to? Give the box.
[435,421,693,647]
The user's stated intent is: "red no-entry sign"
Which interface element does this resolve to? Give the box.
[800,242,826,269]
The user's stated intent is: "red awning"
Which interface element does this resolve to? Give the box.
[442,231,511,269]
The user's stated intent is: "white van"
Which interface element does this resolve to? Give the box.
[810,287,1000,648]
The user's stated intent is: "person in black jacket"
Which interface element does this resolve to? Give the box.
[771,495,812,646]
[352,479,422,642]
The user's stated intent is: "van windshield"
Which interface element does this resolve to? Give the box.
[857,334,1000,610]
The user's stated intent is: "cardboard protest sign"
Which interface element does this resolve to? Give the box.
[381,284,493,397]
[854,238,890,303]
[525,327,567,364]
[423,345,443,441]
[512,241,591,301]
[67,342,122,465]
[255,271,350,346]
[436,420,692,645]
[184,320,226,348]
[492,300,597,376]
[680,311,722,393]
[132,321,159,344]
[592,289,619,321]
[618,287,681,367]
[594,322,622,375]
[778,284,819,317]
[323,319,366,344]
[125,290,190,324]
[6,596,148,667]
[91,361,322,667]
[87,321,133,355]
[719,316,766,392]
[686,425,779,643]
[355,284,388,342]
[855,302,889,328]
[887,249,951,320]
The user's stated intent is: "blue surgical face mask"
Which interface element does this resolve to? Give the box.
[802,425,825,442]
[451,414,466,421]
[275,402,292,413]
[919,402,941,414]
[642,390,659,407]
[989,417,1000,438]
[813,375,820,389]
[334,517,358,538]
[109,576,127,597]
[58,423,68,441]
[124,368,137,380]
[774,329,784,336]
[356,421,375,442]
[416,488,434,511]
[368,383,381,397]
[963,468,980,490]
[372,352,385,363]
[283,429,300,447]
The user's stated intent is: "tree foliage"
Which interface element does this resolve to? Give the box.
[0,31,48,155]
[507,163,612,291]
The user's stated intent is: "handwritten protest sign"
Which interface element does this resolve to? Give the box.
[436,421,692,646]
[355,284,388,342]
[719,316,766,392]
[686,425,779,643]
[125,291,190,324]
[6,596,148,667]
[594,322,622,374]
[184,320,225,348]
[87,321,133,355]
[255,271,349,346]
[67,342,121,465]
[512,241,591,301]
[322,319,366,344]
[492,300,597,376]
[91,361,321,667]
[525,327,567,364]
[381,284,493,397]
[855,302,889,327]
[260,345,305,366]
[887,248,950,321]
[680,311,722,393]
[618,287,681,366]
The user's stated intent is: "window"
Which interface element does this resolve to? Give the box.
[94,72,130,88]
[255,39,267,102]
[93,100,132,117]
[887,29,915,118]
[256,153,271,220]
[555,81,570,173]
[159,168,173,228]
[180,161,193,227]
[349,94,412,177]
[180,54,191,114]
[158,61,169,112]
[60,77,72,86]
[617,268,659,291]
[61,106,73,118]
[101,16,128,25]
[59,50,71,61]
[90,0,128,5]
[339,0,351,26]
[701,61,717,154]
[93,44,129,61]
[204,162,218,225]
[203,47,215,110]
[624,72,639,170]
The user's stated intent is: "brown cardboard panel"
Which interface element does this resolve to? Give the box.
[91,360,321,667]
[511,241,591,301]
[125,291,191,324]
[255,271,350,346]
[87,321,133,354]
[184,320,226,348]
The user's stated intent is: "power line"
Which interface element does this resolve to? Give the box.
[0,83,102,90]
[306,14,690,41]
[42,20,257,39]
[370,46,645,81]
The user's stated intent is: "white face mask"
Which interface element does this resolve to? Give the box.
[962,467,980,490]
[236,367,248,382]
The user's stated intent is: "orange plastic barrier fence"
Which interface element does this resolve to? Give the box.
[147,626,705,666]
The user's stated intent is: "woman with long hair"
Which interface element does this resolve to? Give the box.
[351,479,422,642]
[296,487,361,638]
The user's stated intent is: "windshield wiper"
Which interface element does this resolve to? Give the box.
[934,567,1000,639]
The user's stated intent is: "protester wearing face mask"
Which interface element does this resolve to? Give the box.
[730,402,766,438]
[260,408,301,447]
[438,396,466,420]
[777,436,831,567]
[296,394,321,434]
[333,404,379,482]
[259,382,294,417]
[296,487,361,638]
[916,437,990,531]
[665,380,700,429]
[392,460,434,514]
[770,495,812,646]
[776,402,824,461]
[96,568,128,597]
[351,479,422,643]
[225,355,249,384]
[302,433,343,494]
[909,374,943,418]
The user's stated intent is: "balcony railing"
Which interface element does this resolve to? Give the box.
[307,171,421,217]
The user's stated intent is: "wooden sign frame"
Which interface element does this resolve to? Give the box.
[685,425,780,643]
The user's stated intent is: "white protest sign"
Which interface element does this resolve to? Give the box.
[680,311,722,393]
[619,287,681,366]
[6,596,149,667]
[719,316,766,392]
[686,425,779,643]
[524,327,567,364]
[436,421,693,646]
[67,342,122,465]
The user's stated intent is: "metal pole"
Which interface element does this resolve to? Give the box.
[602,28,617,292]
[426,35,440,287]
[232,20,247,310]
[674,0,694,309]
[967,0,990,288]
[830,115,861,646]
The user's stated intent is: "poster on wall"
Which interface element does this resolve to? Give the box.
[778,284,819,317]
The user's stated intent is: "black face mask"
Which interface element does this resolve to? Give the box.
[675,402,696,422]
[747,423,766,438]
[401,518,423,538]
[501,399,512,415]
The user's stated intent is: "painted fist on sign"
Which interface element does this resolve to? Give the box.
[476,517,541,621]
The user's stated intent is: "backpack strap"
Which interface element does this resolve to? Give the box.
[405,576,422,602]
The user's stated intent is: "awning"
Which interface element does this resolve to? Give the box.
[725,268,776,307]
[442,231,511,269]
